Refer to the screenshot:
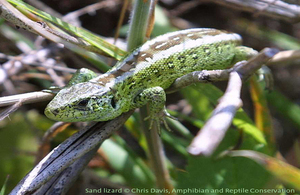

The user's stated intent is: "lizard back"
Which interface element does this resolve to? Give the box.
[93,28,242,100]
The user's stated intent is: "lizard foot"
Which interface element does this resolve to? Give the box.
[144,108,177,134]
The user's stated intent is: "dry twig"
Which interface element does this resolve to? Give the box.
[9,111,133,195]
[188,48,279,156]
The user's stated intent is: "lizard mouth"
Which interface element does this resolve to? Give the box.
[44,107,59,121]
[44,105,92,122]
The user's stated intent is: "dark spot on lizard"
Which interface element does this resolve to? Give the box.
[177,56,186,63]
[53,109,59,116]
[167,61,175,69]
[203,47,211,55]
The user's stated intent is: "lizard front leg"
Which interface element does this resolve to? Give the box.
[133,86,173,133]
[67,68,98,86]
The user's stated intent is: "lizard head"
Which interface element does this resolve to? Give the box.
[45,82,121,122]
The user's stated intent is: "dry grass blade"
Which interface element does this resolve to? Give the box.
[0,101,22,121]
[10,111,133,194]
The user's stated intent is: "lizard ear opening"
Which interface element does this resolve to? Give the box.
[110,97,117,109]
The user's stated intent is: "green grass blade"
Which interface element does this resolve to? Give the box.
[177,154,270,192]
[0,176,9,195]
[229,150,300,191]
[101,138,155,189]
[7,0,127,60]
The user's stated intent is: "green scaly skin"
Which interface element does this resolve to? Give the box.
[44,28,257,129]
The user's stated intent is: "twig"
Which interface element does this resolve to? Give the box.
[0,45,68,84]
[33,143,101,195]
[0,101,22,121]
[211,0,300,22]
[63,0,122,22]
[114,0,129,45]
[24,61,77,74]
[188,71,243,156]
[141,106,174,193]
[9,111,133,195]
[166,69,231,94]
[0,91,53,108]
[235,48,280,78]
[188,48,279,156]
[170,0,300,22]
[267,50,300,65]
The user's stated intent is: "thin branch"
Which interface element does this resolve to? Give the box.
[33,143,101,195]
[235,48,280,78]
[9,111,133,195]
[0,45,68,84]
[188,71,243,156]
[170,0,300,22]
[188,48,279,156]
[267,50,300,65]
[63,0,122,22]
[114,0,129,45]
[0,91,53,108]
[166,69,231,94]
[211,0,300,22]
[0,101,22,121]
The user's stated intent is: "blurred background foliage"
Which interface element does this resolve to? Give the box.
[1,0,300,194]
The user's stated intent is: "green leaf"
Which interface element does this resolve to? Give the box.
[180,85,214,121]
[0,112,38,192]
[177,154,270,194]
[229,150,300,191]
[101,137,155,189]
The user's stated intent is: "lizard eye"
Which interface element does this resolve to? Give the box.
[77,99,89,107]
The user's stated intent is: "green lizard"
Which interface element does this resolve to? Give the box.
[45,28,257,129]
